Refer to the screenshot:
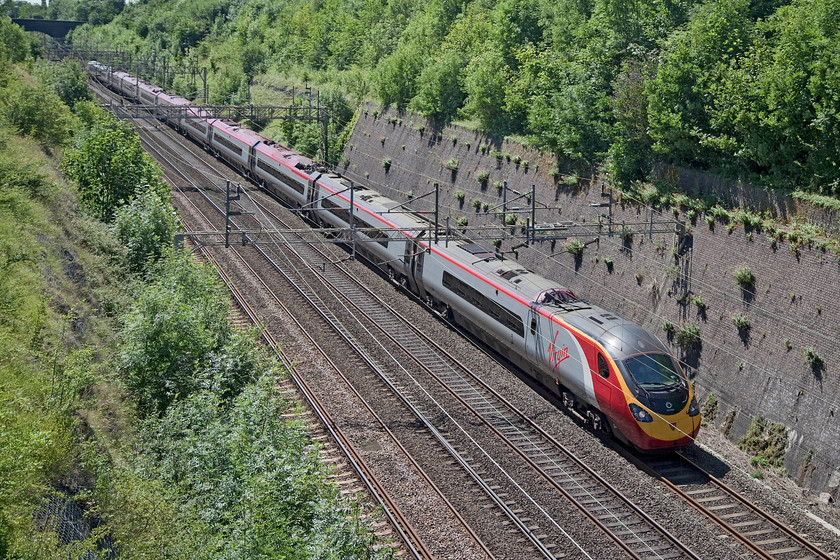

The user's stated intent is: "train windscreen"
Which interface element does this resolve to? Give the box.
[623,353,683,389]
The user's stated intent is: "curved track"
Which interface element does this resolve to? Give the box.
[89,75,837,560]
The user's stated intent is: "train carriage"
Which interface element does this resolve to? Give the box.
[253,143,313,207]
[207,119,260,176]
[86,61,701,451]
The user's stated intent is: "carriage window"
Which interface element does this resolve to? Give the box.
[530,317,537,335]
[597,354,610,379]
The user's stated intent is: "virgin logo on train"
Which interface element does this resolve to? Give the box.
[548,331,570,372]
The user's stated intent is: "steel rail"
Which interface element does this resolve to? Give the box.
[645,453,833,560]
[225,246,496,560]
[247,196,701,560]
[92,82,476,560]
[203,245,433,560]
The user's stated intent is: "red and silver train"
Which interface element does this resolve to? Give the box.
[88,61,701,451]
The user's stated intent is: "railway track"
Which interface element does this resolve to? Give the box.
[633,452,833,560]
[242,195,703,560]
[206,245,437,559]
[101,80,655,556]
[90,78,507,558]
[89,75,840,560]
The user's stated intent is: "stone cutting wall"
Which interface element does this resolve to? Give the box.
[339,105,840,496]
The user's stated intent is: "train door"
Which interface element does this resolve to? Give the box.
[305,176,321,222]
[525,305,545,369]
[411,233,427,298]
[402,234,426,297]
[591,350,617,412]
[247,145,256,178]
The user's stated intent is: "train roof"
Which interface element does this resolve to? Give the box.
[157,91,191,106]
[210,118,262,146]
[434,239,669,359]
[316,174,431,232]
[562,309,668,360]
[256,140,315,175]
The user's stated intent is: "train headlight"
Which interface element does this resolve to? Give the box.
[629,403,653,423]
[688,396,700,417]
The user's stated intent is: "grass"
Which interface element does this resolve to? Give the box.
[0,126,127,556]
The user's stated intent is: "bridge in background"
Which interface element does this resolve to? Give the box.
[12,18,85,40]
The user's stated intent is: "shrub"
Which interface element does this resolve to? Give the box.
[63,110,167,222]
[662,320,676,334]
[114,191,177,273]
[476,170,490,184]
[118,253,254,416]
[676,322,701,349]
[454,190,465,202]
[732,313,751,332]
[686,208,697,223]
[505,214,517,225]
[494,180,504,193]
[701,394,718,426]
[733,264,755,288]
[490,149,503,160]
[1,78,74,145]
[35,58,91,109]
[512,155,521,165]
[738,416,788,468]
[444,158,459,171]
[709,205,732,222]
[417,124,425,134]
[382,157,392,171]
[522,160,529,170]
[603,256,614,272]
[564,239,584,256]
[692,295,707,311]
[456,216,468,227]
[471,198,482,209]
[803,346,823,369]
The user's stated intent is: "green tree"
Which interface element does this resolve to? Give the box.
[713,0,840,190]
[118,252,250,416]
[409,48,467,123]
[0,78,74,145]
[0,16,33,66]
[462,47,512,133]
[62,110,166,222]
[34,58,92,109]
[646,0,755,167]
[113,190,177,274]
